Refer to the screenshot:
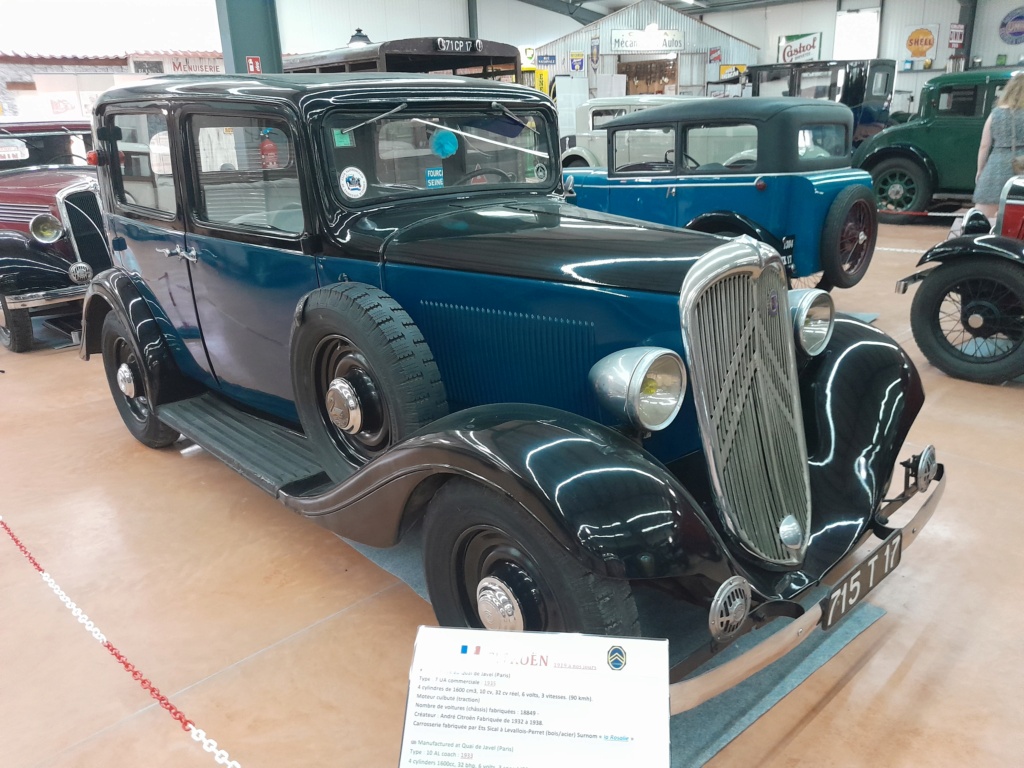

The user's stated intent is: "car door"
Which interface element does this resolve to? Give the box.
[105,108,214,384]
[606,123,680,226]
[925,83,985,192]
[180,107,320,421]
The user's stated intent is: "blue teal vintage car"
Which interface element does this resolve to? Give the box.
[81,74,942,713]
[565,98,878,290]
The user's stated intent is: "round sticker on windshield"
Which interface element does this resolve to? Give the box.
[535,162,548,182]
[340,166,367,199]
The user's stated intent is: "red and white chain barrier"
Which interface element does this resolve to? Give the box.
[1,515,242,767]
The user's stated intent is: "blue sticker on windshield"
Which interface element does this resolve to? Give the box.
[426,167,444,188]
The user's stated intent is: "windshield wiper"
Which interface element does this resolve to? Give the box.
[344,103,408,134]
[491,101,538,135]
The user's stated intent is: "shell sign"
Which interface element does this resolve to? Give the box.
[905,25,938,60]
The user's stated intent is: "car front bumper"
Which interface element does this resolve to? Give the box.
[668,461,946,715]
[1,284,86,313]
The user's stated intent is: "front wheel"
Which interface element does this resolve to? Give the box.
[871,157,932,223]
[423,479,641,636]
[100,311,180,447]
[911,258,1024,384]
[0,306,33,352]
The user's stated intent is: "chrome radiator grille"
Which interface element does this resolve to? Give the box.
[680,242,811,565]
[0,202,50,224]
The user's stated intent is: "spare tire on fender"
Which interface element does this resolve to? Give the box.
[819,185,878,290]
[291,283,448,482]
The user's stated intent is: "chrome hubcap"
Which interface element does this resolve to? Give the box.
[116,363,136,398]
[857,230,868,244]
[476,576,524,631]
[887,183,905,200]
[325,377,362,434]
[967,313,985,329]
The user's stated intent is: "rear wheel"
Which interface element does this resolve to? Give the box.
[911,258,1024,384]
[871,157,932,223]
[423,479,641,636]
[100,312,180,447]
[562,157,588,169]
[0,306,33,352]
[820,185,878,289]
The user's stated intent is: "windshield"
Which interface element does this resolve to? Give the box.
[0,130,92,170]
[323,109,555,204]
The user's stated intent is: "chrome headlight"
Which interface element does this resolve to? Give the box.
[29,213,65,244]
[789,289,834,356]
[589,347,687,432]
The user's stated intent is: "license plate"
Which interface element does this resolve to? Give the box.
[822,530,902,630]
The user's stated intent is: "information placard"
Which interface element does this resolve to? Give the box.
[399,626,669,767]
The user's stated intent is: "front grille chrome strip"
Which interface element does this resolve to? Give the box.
[679,238,812,566]
[0,202,50,223]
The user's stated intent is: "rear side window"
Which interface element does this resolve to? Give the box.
[798,124,848,159]
[591,109,626,129]
[685,123,758,171]
[612,126,676,174]
[189,115,303,234]
[937,85,980,116]
[112,113,177,215]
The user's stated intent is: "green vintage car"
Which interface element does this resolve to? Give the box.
[853,67,1017,218]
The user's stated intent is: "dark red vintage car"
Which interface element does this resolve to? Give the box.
[0,121,111,351]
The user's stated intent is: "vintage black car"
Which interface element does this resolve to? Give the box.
[0,121,111,351]
[82,74,943,713]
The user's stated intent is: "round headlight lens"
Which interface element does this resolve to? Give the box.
[789,289,835,356]
[631,351,686,431]
[589,347,687,433]
[29,213,64,244]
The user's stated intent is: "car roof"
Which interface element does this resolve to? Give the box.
[581,95,685,109]
[922,67,1022,87]
[603,97,849,129]
[95,73,545,108]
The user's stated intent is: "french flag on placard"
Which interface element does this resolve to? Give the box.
[460,645,481,655]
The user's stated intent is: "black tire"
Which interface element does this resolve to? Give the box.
[562,156,588,168]
[819,185,878,289]
[292,283,447,481]
[911,258,1024,384]
[0,306,33,352]
[100,312,180,448]
[423,479,641,636]
[870,157,932,224]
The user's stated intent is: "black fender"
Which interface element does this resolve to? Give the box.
[80,267,197,406]
[0,230,75,294]
[917,233,1024,268]
[280,403,732,583]
[684,211,785,253]
[797,315,925,576]
[858,144,939,188]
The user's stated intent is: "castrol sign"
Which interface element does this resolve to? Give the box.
[778,32,822,64]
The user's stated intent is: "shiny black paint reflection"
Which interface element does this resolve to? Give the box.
[287,403,732,583]
[0,231,76,294]
[81,268,200,406]
[918,233,1024,267]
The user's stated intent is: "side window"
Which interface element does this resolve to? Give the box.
[685,124,758,170]
[591,109,625,129]
[190,114,303,234]
[871,71,890,98]
[798,124,848,159]
[113,113,177,214]
[612,126,676,174]
[937,85,980,116]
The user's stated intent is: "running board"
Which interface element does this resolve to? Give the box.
[156,394,330,496]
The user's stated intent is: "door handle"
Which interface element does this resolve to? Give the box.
[155,247,174,257]
[180,246,198,263]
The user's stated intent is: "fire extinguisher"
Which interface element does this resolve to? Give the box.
[259,128,278,170]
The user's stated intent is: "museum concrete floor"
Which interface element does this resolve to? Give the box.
[2,222,1021,768]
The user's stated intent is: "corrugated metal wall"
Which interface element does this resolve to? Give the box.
[535,0,758,89]
[971,0,1024,68]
